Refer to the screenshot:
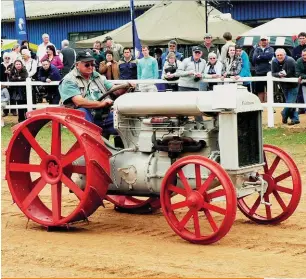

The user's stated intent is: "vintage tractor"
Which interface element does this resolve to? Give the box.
[5,85,302,244]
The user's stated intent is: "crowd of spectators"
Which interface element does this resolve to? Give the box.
[1,30,306,126]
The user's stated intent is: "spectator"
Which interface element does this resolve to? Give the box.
[21,49,38,79]
[252,36,274,102]
[203,52,223,90]
[92,40,105,70]
[38,59,61,104]
[296,48,306,114]
[1,85,10,123]
[0,39,3,64]
[37,33,54,66]
[220,32,234,62]
[221,45,242,80]
[61,39,76,76]
[161,40,183,67]
[292,32,306,61]
[1,53,14,116]
[1,85,10,127]
[0,52,12,82]
[99,50,119,80]
[103,36,123,62]
[8,60,28,122]
[198,33,220,62]
[41,45,64,72]
[118,47,138,80]
[272,48,299,125]
[161,52,182,91]
[137,45,159,92]
[176,46,206,91]
[10,44,22,63]
[21,40,37,60]
[235,45,252,92]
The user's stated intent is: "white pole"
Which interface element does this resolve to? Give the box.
[266,72,274,128]
[26,77,33,112]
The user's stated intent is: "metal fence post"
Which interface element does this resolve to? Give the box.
[266,72,274,128]
[26,77,33,112]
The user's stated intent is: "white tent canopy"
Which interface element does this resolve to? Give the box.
[238,18,306,47]
[76,0,251,48]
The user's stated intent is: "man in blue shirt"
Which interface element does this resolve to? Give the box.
[137,45,159,92]
[161,40,183,68]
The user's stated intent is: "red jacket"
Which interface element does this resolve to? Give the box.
[41,54,64,70]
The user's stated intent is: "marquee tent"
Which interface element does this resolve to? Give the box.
[75,0,251,48]
[237,18,306,47]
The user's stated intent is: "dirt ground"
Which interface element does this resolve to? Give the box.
[1,110,306,278]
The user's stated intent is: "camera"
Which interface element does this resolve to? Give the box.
[194,76,201,82]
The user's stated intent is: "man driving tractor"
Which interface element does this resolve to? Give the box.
[59,50,133,145]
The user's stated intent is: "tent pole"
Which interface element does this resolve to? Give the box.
[130,0,136,52]
[205,0,208,33]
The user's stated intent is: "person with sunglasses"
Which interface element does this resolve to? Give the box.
[59,50,133,143]
[197,33,220,62]
[203,52,223,91]
[161,40,183,68]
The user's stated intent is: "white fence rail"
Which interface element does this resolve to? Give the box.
[2,73,306,128]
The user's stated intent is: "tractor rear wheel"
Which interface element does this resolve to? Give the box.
[238,144,302,224]
[161,155,237,244]
[5,108,112,227]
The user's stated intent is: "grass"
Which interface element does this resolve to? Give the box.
[2,123,306,150]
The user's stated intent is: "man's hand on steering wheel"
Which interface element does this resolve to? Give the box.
[99,99,113,108]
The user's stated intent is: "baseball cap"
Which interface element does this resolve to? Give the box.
[204,33,212,38]
[192,46,202,52]
[76,50,95,62]
[260,35,269,40]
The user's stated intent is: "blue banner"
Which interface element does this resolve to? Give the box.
[13,0,28,42]
[130,0,143,59]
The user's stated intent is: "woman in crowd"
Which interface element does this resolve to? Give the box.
[235,44,252,92]
[21,40,37,60]
[21,49,38,79]
[8,59,28,122]
[161,52,181,91]
[10,44,22,63]
[99,50,119,80]
[40,45,64,72]
[38,59,61,104]
[221,45,242,80]
[203,52,223,90]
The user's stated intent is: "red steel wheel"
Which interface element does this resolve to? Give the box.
[106,195,160,213]
[238,144,302,224]
[5,108,112,227]
[161,155,237,244]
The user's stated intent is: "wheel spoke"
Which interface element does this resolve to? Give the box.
[65,141,80,156]
[22,127,48,159]
[168,184,187,196]
[61,147,84,168]
[177,169,192,194]
[248,196,261,216]
[203,202,226,215]
[70,165,86,175]
[204,209,218,232]
[273,190,287,211]
[171,200,189,210]
[178,209,194,231]
[193,211,201,238]
[9,163,41,173]
[195,164,201,189]
[275,184,293,195]
[61,174,84,199]
[198,173,216,195]
[51,121,61,157]
[207,189,226,201]
[268,156,280,176]
[264,195,272,219]
[22,177,46,210]
[263,152,269,173]
[274,171,291,183]
[51,181,62,222]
